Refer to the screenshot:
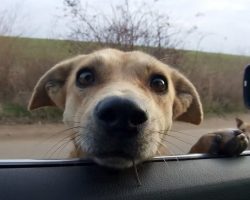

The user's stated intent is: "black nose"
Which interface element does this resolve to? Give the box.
[95,97,148,136]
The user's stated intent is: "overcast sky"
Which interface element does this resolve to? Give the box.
[1,0,250,55]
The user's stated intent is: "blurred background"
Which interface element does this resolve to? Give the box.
[0,0,249,158]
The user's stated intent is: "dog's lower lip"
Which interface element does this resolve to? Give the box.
[96,151,132,159]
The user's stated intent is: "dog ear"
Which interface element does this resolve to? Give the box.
[235,118,243,128]
[28,56,84,110]
[171,69,203,125]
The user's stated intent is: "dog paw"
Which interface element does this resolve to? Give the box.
[190,129,249,156]
[206,129,249,156]
[216,129,249,156]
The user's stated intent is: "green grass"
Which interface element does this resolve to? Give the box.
[6,36,250,65]
[0,103,62,123]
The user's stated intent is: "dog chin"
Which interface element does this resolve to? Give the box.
[93,157,139,169]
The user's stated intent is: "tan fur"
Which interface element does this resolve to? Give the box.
[28,48,204,168]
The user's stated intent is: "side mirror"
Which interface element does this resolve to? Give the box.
[244,65,250,108]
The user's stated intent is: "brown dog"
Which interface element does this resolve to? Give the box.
[28,49,248,168]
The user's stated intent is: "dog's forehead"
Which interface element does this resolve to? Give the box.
[78,48,172,73]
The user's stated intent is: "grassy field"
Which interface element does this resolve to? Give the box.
[0,36,249,123]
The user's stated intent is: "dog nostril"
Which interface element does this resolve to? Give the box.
[98,108,118,125]
[129,110,148,126]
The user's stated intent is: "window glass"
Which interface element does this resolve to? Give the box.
[0,0,249,159]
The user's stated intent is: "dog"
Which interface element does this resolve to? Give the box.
[28,49,249,168]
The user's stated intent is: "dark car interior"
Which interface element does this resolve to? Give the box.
[1,152,250,200]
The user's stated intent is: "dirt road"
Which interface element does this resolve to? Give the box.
[0,114,249,159]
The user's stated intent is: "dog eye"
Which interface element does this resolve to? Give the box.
[76,69,95,87]
[150,75,168,93]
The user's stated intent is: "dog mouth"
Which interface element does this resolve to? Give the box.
[96,150,133,159]
[93,150,139,168]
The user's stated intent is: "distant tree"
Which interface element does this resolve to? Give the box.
[62,0,197,66]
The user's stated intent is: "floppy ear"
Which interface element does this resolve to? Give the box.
[235,118,243,128]
[171,69,203,125]
[28,56,82,110]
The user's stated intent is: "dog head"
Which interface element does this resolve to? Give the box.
[28,49,203,168]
